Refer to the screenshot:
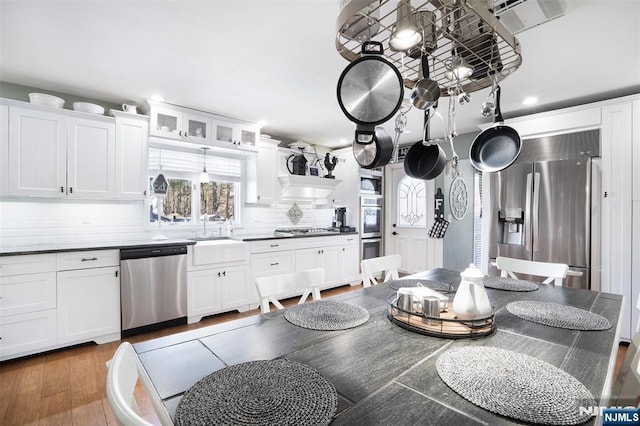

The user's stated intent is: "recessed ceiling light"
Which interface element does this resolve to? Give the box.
[149,94,165,102]
[523,96,538,106]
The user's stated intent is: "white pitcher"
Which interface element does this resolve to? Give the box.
[452,264,492,320]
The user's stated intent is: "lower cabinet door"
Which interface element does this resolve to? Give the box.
[188,269,222,321]
[56,266,120,344]
[0,309,57,360]
[220,265,250,310]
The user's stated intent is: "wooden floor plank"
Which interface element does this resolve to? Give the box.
[41,356,70,398]
[71,400,107,426]
[3,357,45,426]
[37,390,72,426]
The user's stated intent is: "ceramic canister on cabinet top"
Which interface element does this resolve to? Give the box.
[452,264,492,320]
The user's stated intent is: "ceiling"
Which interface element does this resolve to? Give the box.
[1,0,639,150]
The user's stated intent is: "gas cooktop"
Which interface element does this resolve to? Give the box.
[273,228,340,237]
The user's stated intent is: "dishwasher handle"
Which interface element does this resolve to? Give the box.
[120,245,188,260]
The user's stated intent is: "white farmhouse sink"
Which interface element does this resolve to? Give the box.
[192,239,248,266]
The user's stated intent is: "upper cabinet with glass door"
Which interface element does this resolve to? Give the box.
[147,100,212,144]
[213,119,258,149]
[144,100,258,152]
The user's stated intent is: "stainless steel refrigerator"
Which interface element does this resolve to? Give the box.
[486,130,601,290]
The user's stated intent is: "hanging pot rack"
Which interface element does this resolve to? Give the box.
[336,0,522,96]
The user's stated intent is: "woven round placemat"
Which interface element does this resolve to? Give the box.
[506,301,611,330]
[174,359,337,426]
[483,276,539,292]
[436,346,595,425]
[284,300,369,331]
[389,279,452,292]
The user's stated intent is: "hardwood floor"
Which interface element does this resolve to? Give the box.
[0,284,630,425]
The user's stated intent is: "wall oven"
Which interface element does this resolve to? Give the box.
[360,196,383,238]
[361,237,382,261]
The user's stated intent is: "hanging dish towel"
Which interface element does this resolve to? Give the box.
[428,218,449,238]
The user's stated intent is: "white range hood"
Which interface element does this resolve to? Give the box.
[278,175,341,199]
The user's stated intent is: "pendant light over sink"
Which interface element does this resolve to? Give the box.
[200,147,210,184]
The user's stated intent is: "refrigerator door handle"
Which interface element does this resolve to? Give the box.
[532,172,541,252]
[525,173,533,251]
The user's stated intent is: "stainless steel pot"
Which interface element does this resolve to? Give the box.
[410,54,440,110]
[353,125,394,169]
[337,42,404,126]
[470,86,521,172]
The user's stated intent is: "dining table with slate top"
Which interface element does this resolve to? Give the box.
[133,268,623,425]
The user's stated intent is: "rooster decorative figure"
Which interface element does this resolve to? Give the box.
[324,153,338,179]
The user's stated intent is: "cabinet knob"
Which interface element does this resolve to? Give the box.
[223,271,226,276]
[81,257,98,262]
[144,190,147,196]
[270,262,279,266]
[392,231,398,236]
[60,186,64,193]
[69,187,73,194]
[218,272,221,277]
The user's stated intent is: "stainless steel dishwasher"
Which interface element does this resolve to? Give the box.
[120,244,188,336]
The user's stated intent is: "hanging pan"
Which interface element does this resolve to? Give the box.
[403,109,446,180]
[469,85,521,172]
[337,41,404,126]
[352,125,394,169]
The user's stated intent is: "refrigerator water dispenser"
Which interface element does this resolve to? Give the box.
[499,208,524,245]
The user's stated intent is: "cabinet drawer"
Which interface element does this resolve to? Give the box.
[56,249,119,270]
[250,240,298,254]
[251,252,295,274]
[0,272,56,317]
[0,253,56,277]
[0,309,57,360]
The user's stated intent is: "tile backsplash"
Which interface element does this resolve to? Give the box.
[0,199,335,245]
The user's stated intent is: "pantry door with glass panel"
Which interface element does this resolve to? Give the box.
[386,163,442,274]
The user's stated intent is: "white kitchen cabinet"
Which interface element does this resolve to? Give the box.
[56,265,120,344]
[113,111,149,199]
[186,242,250,323]
[296,246,342,285]
[249,250,296,303]
[66,117,116,198]
[0,253,58,361]
[296,236,359,287]
[220,265,251,310]
[188,268,222,322]
[8,106,67,197]
[56,249,120,345]
[213,119,258,148]
[0,103,8,195]
[8,105,115,198]
[0,309,57,360]
[188,264,250,323]
[247,138,279,204]
[321,147,360,207]
[148,101,212,144]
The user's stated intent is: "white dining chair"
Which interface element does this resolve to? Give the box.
[255,268,325,314]
[611,295,640,407]
[361,254,401,288]
[496,256,569,287]
[106,342,174,426]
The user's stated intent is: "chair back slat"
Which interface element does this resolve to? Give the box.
[361,254,401,288]
[255,268,325,313]
[496,256,569,287]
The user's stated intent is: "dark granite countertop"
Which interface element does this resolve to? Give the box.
[0,238,197,256]
[0,231,360,256]
[134,268,623,425]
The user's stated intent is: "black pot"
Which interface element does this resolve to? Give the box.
[403,111,446,180]
[470,86,522,172]
[353,125,394,169]
[337,42,404,126]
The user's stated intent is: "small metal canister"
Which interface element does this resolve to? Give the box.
[422,296,440,325]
